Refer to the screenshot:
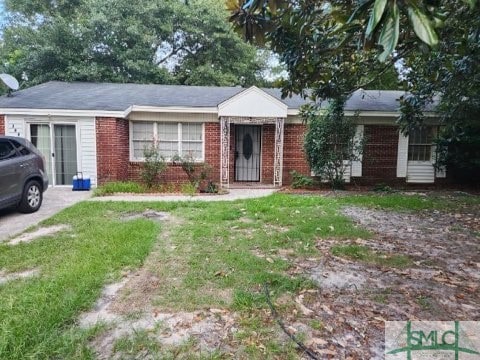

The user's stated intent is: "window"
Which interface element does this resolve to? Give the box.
[131,122,203,161]
[408,127,434,161]
[0,140,18,161]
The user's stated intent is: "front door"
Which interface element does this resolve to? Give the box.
[235,125,261,182]
[30,123,78,186]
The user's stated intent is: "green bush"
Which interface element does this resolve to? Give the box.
[303,99,363,189]
[142,144,167,188]
[172,153,213,191]
[290,170,314,189]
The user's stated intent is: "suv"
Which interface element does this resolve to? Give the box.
[0,136,49,213]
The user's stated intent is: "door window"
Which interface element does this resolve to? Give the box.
[30,124,53,184]
[54,125,77,185]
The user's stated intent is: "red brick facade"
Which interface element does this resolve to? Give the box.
[97,120,222,186]
[96,117,130,184]
[0,115,5,135]
[283,123,310,184]
[261,124,275,184]
[357,125,400,184]
[94,117,411,187]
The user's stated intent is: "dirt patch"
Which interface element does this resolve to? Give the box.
[108,270,161,315]
[282,205,480,359]
[120,210,170,222]
[0,268,39,285]
[6,225,70,245]
[79,274,237,359]
[80,214,238,359]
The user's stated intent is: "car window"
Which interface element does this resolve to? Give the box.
[0,140,18,161]
[11,140,31,156]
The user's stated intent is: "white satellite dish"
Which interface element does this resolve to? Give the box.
[0,73,20,91]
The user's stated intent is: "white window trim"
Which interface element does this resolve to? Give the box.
[130,121,205,162]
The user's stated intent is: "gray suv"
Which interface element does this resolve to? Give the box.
[0,136,49,213]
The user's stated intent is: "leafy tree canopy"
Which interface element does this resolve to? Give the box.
[0,0,267,87]
[229,0,476,62]
[398,3,480,182]
[230,1,479,183]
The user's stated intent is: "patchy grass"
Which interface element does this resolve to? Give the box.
[1,191,478,359]
[0,202,160,359]
[331,244,412,268]
[338,192,480,210]
[93,181,146,196]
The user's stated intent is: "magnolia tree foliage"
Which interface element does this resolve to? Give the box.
[230,0,479,183]
[0,0,267,87]
[302,99,363,189]
[229,0,476,63]
[398,2,480,182]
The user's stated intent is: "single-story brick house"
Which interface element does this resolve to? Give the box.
[0,81,445,188]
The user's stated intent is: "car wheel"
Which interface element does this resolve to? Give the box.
[18,180,43,213]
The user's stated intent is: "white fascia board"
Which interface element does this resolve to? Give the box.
[344,110,438,118]
[127,105,218,115]
[0,108,126,118]
[272,109,440,118]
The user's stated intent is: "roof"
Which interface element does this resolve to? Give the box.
[0,81,415,113]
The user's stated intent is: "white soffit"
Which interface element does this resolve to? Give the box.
[218,86,288,118]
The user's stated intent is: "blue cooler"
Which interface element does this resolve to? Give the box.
[72,172,91,191]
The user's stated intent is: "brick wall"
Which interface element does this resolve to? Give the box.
[95,117,129,184]
[283,123,310,184]
[204,122,221,182]
[0,115,5,135]
[359,125,399,184]
[261,124,275,183]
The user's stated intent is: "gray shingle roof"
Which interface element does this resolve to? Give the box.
[0,81,412,113]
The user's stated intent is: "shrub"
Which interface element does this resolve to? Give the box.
[205,181,218,194]
[142,144,167,188]
[172,153,213,191]
[290,170,314,189]
[303,99,364,189]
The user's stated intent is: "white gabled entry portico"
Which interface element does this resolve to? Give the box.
[218,86,288,188]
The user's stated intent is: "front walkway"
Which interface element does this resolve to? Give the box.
[90,188,277,202]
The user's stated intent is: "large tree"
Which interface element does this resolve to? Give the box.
[0,0,266,87]
[398,3,480,183]
[229,0,479,183]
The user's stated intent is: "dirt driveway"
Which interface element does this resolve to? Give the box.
[0,187,91,241]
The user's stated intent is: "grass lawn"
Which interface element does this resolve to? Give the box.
[0,192,478,358]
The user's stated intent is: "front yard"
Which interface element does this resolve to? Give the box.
[0,192,478,359]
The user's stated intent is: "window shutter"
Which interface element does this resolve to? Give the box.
[351,125,364,177]
[397,131,409,177]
